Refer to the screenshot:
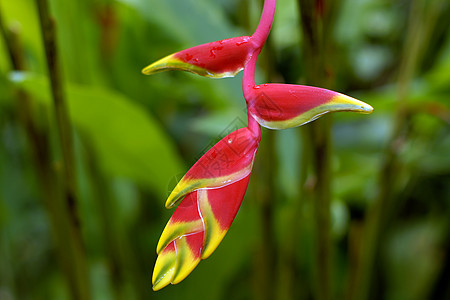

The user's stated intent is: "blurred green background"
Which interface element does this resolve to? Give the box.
[0,0,449,299]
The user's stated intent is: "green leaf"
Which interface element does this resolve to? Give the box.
[0,0,44,68]
[15,73,184,197]
[118,0,244,105]
[118,0,240,45]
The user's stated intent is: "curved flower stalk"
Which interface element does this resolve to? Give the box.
[246,83,374,129]
[240,10,373,130]
[152,127,260,291]
[143,0,373,291]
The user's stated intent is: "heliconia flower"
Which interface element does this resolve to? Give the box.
[148,0,373,292]
[165,127,260,209]
[246,83,374,130]
[142,36,258,78]
[152,174,251,291]
[152,126,260,290]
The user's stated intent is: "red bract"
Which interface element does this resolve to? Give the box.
[246,83,374,129]
[142,36,258,78]
[166,127,260,209]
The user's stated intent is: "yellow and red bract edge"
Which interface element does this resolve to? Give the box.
[165,127,260,209]
[247,84,373,129]
[152,175,251,291]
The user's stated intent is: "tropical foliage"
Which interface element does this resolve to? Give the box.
[0,0,449,299]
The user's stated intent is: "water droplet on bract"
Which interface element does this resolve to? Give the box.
[209,46,223,58]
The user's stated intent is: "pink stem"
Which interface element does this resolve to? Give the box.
[244,0,276,137]
[243,50,261,137]
[248,110,261,138]
[242,0,277,96]
[244,0,276,99]
[242,48,260,98]
[251,0,277,47]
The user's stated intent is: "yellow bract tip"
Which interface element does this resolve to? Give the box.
[330,94,374,114]
[152,248,176,291]
[142,54,179,75]
[142,54,218,77]
[165,178,202,209]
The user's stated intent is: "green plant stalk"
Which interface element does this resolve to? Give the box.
[85,148,126,300]
[0,9,25,70]
[310,118,332,300]
[252,129,277,300]
[35,0,76,205]
[0,11,90,300]
[83,144,145,300]
[264,18,303,297]
[350,1,445,299]
[278,126,312,300]
[251,3,277,298]
[297,1,342,299]
[34,0,90,299]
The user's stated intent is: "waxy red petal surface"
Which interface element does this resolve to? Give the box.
[206,174,250,230]
[248,84,338,122]
[185,127,260,180]
[174,36,256,74]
